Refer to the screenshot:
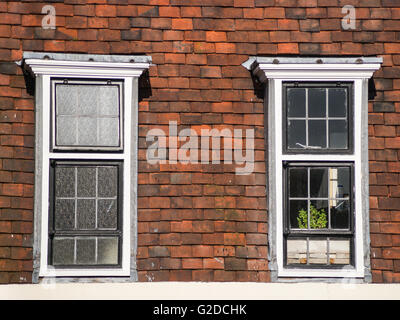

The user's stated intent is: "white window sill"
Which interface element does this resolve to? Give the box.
[278,267,364,278]
[39,267,130,278]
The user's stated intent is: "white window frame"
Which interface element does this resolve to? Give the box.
[243,57,382,279]
[23,52,151,279]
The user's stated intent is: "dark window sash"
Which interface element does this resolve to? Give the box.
[48,160,124,268]
[283,162,355,268]
[282,81,354,155]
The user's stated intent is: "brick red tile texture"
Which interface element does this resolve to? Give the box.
[0,0,399,283]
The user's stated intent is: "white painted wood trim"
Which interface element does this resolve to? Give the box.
[253,64,382,82]
[24,59,150,78]
[39,75,51,277]
[273,78,365,278]
[38,75,133,278]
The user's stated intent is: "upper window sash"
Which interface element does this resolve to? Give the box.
[51,78,124,152]
[282,82,354,155]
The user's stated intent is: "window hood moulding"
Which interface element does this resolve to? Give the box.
[242,56,383,82]
[22,51,152,78]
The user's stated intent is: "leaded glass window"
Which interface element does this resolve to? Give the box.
[52,79,123,151]
[50,161,122,267]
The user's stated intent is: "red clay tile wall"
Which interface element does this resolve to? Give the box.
[0,0,399,283]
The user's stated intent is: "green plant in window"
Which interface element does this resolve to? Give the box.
[297,204,327,229]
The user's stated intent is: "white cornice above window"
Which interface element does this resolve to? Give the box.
[22,51,152,78]
[243,56,382,81]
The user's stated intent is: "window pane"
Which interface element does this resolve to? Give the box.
[98,118,120,146]
[77,167,96,197]
[310,200,328,229]
[330,200,350,229]
[308,120,326,148]
[56,116,77,146]
[98,199,118,229]
[77,199,96,229]
[337,167,351,198]
[308,88,326,118]
[329,167,350,199]
[98,86,120,116]
[54,199,75,230]
[309,239,328,264]
[287,120,306,149]
[289,168,307,198]
[56,85,78,115]
[98,166,118,198]
[52,237,119,266]
[290,200,308,229]
[310,168,328,198]
[77,85,98,115]
[77,117,97,145]
[287,239,307,265]
[328,88,347,117]
[54,83,121,148]
[55,167,75,197]
[97,237,119,265]
[52,162,121,236]
[329,239,350,265]
[52,238,75,265]
[76,238,96,264]
[329,120,348,149]
[287,88,306,117]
